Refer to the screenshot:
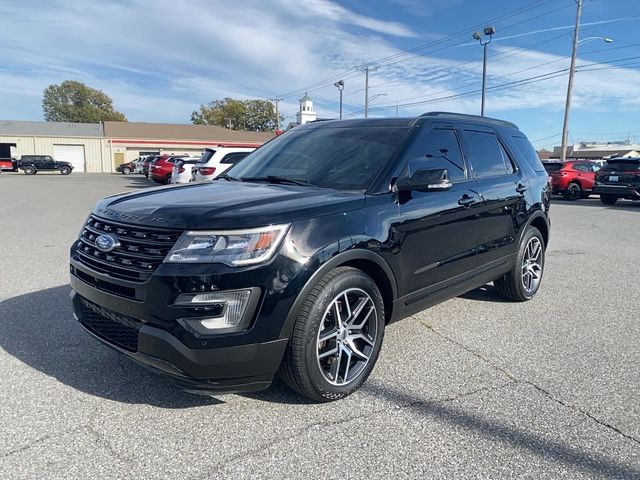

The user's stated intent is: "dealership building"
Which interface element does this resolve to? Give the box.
[0,120,274,172]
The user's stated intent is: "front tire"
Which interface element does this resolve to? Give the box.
[562,182,581,201]
[600,194,618,205]
[279,267,385,402]
[494,227,545,302]
[122,167,131,175]
[59,166,71,175]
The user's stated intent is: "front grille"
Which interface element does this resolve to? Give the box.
[79,297,142,352]
[73,215,182,282]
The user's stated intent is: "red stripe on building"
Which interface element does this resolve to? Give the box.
[109,139,263,147]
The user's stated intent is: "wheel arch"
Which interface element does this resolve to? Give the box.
[279,249,398,339]
[528,213,549,248]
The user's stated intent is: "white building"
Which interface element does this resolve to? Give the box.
[295,93,317,125]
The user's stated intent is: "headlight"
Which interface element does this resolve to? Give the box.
[164,224,290,265]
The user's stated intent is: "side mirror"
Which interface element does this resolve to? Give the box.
[394,168,452,192]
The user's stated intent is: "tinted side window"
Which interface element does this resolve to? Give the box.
[220,152,250,166]
[498,141,517,174]
[403,128,466,182]
[511,136,546,173]
[460,130,508,179]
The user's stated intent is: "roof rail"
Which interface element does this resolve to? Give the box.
[419,111,517,129]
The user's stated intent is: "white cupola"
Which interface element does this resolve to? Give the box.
[296,92,317,125]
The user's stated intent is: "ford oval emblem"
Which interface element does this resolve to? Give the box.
[95,234,120,252]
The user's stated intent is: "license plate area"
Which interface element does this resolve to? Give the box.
[609,175,619,182]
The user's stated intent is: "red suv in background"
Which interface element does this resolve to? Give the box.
[543,160,600,200]
[149,155,186,184]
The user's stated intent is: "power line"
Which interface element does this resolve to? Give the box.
[276,0,561,99]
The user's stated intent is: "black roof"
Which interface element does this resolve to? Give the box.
[301,111,518,130]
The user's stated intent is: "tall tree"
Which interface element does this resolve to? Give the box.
[191,98,282,131]
[42,80,127,122]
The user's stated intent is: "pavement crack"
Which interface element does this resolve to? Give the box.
[196,382,511,479]
[419,319,640,446]
[525,380,640,446]
[85,422,136,464]
[1,426,85,459]
[419,320,517,382]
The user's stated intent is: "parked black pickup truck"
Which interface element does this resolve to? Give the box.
[18,155,73,175]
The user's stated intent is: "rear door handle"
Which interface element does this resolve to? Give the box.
[516,183,527,194]
[458,194,477,208]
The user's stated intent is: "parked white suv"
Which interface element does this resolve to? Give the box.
[170,157,200,184]
[191,147,255,182]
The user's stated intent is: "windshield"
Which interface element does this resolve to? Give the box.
[226,126,409,190]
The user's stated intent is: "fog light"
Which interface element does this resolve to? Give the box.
[175,288,258,334]
[195,290,251,329]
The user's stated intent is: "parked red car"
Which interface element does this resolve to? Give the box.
[0,158,18,172]
[149,155,185,184]
[543,160,600,200]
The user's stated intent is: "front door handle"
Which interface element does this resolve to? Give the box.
[516,183,527,194]
[458,194,477,208]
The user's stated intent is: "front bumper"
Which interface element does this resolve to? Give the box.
[69,250,300,393]
[71,290,288,393]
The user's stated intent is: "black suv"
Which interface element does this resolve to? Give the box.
[69,112,550,402]
[593,157,640,205]
[19,155,73,175]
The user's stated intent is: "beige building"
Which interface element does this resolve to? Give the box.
[0,120,275,173]
[0,121,108,172]
[102,122,274,168]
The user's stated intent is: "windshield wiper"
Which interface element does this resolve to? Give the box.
[241,175,315,187]
[216,173,240,181]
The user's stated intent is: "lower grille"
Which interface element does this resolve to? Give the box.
[79,297,142,352]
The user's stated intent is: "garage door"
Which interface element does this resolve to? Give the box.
[53,145,85,172]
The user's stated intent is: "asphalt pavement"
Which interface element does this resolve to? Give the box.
[0,172,638,479]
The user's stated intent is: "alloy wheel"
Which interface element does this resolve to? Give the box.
[521,237,542,293]
[316,288,379,386]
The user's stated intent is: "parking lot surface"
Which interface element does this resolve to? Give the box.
[1,173,639,479]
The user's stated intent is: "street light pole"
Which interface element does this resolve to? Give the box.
[560,0,583,163]
[357,65,378,118]
[481,42,488,116]
[473,26,495,116]
[334,80,344,119]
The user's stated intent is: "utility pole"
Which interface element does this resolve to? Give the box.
[357,65,377,118]
[270,98,283,131]
[560,0,583,163]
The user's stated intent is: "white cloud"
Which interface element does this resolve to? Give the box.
[0,0,638,129]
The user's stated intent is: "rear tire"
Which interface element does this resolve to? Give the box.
[600,194,617,205]
[59,166,71,175]
[494,227,545,302]
[163,174,172,185]
[24,166,36,175]
[279,267,385,402]
[562,182,581,201]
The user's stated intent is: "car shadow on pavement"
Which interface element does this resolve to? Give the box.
[0,285,221,408]
[459,284,508,303]
[361,381,640,479]
[117,175,156,189]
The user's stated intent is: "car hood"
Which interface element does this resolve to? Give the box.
[93,181,365,229]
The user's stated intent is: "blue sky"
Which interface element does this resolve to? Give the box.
[1,0,639,149]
